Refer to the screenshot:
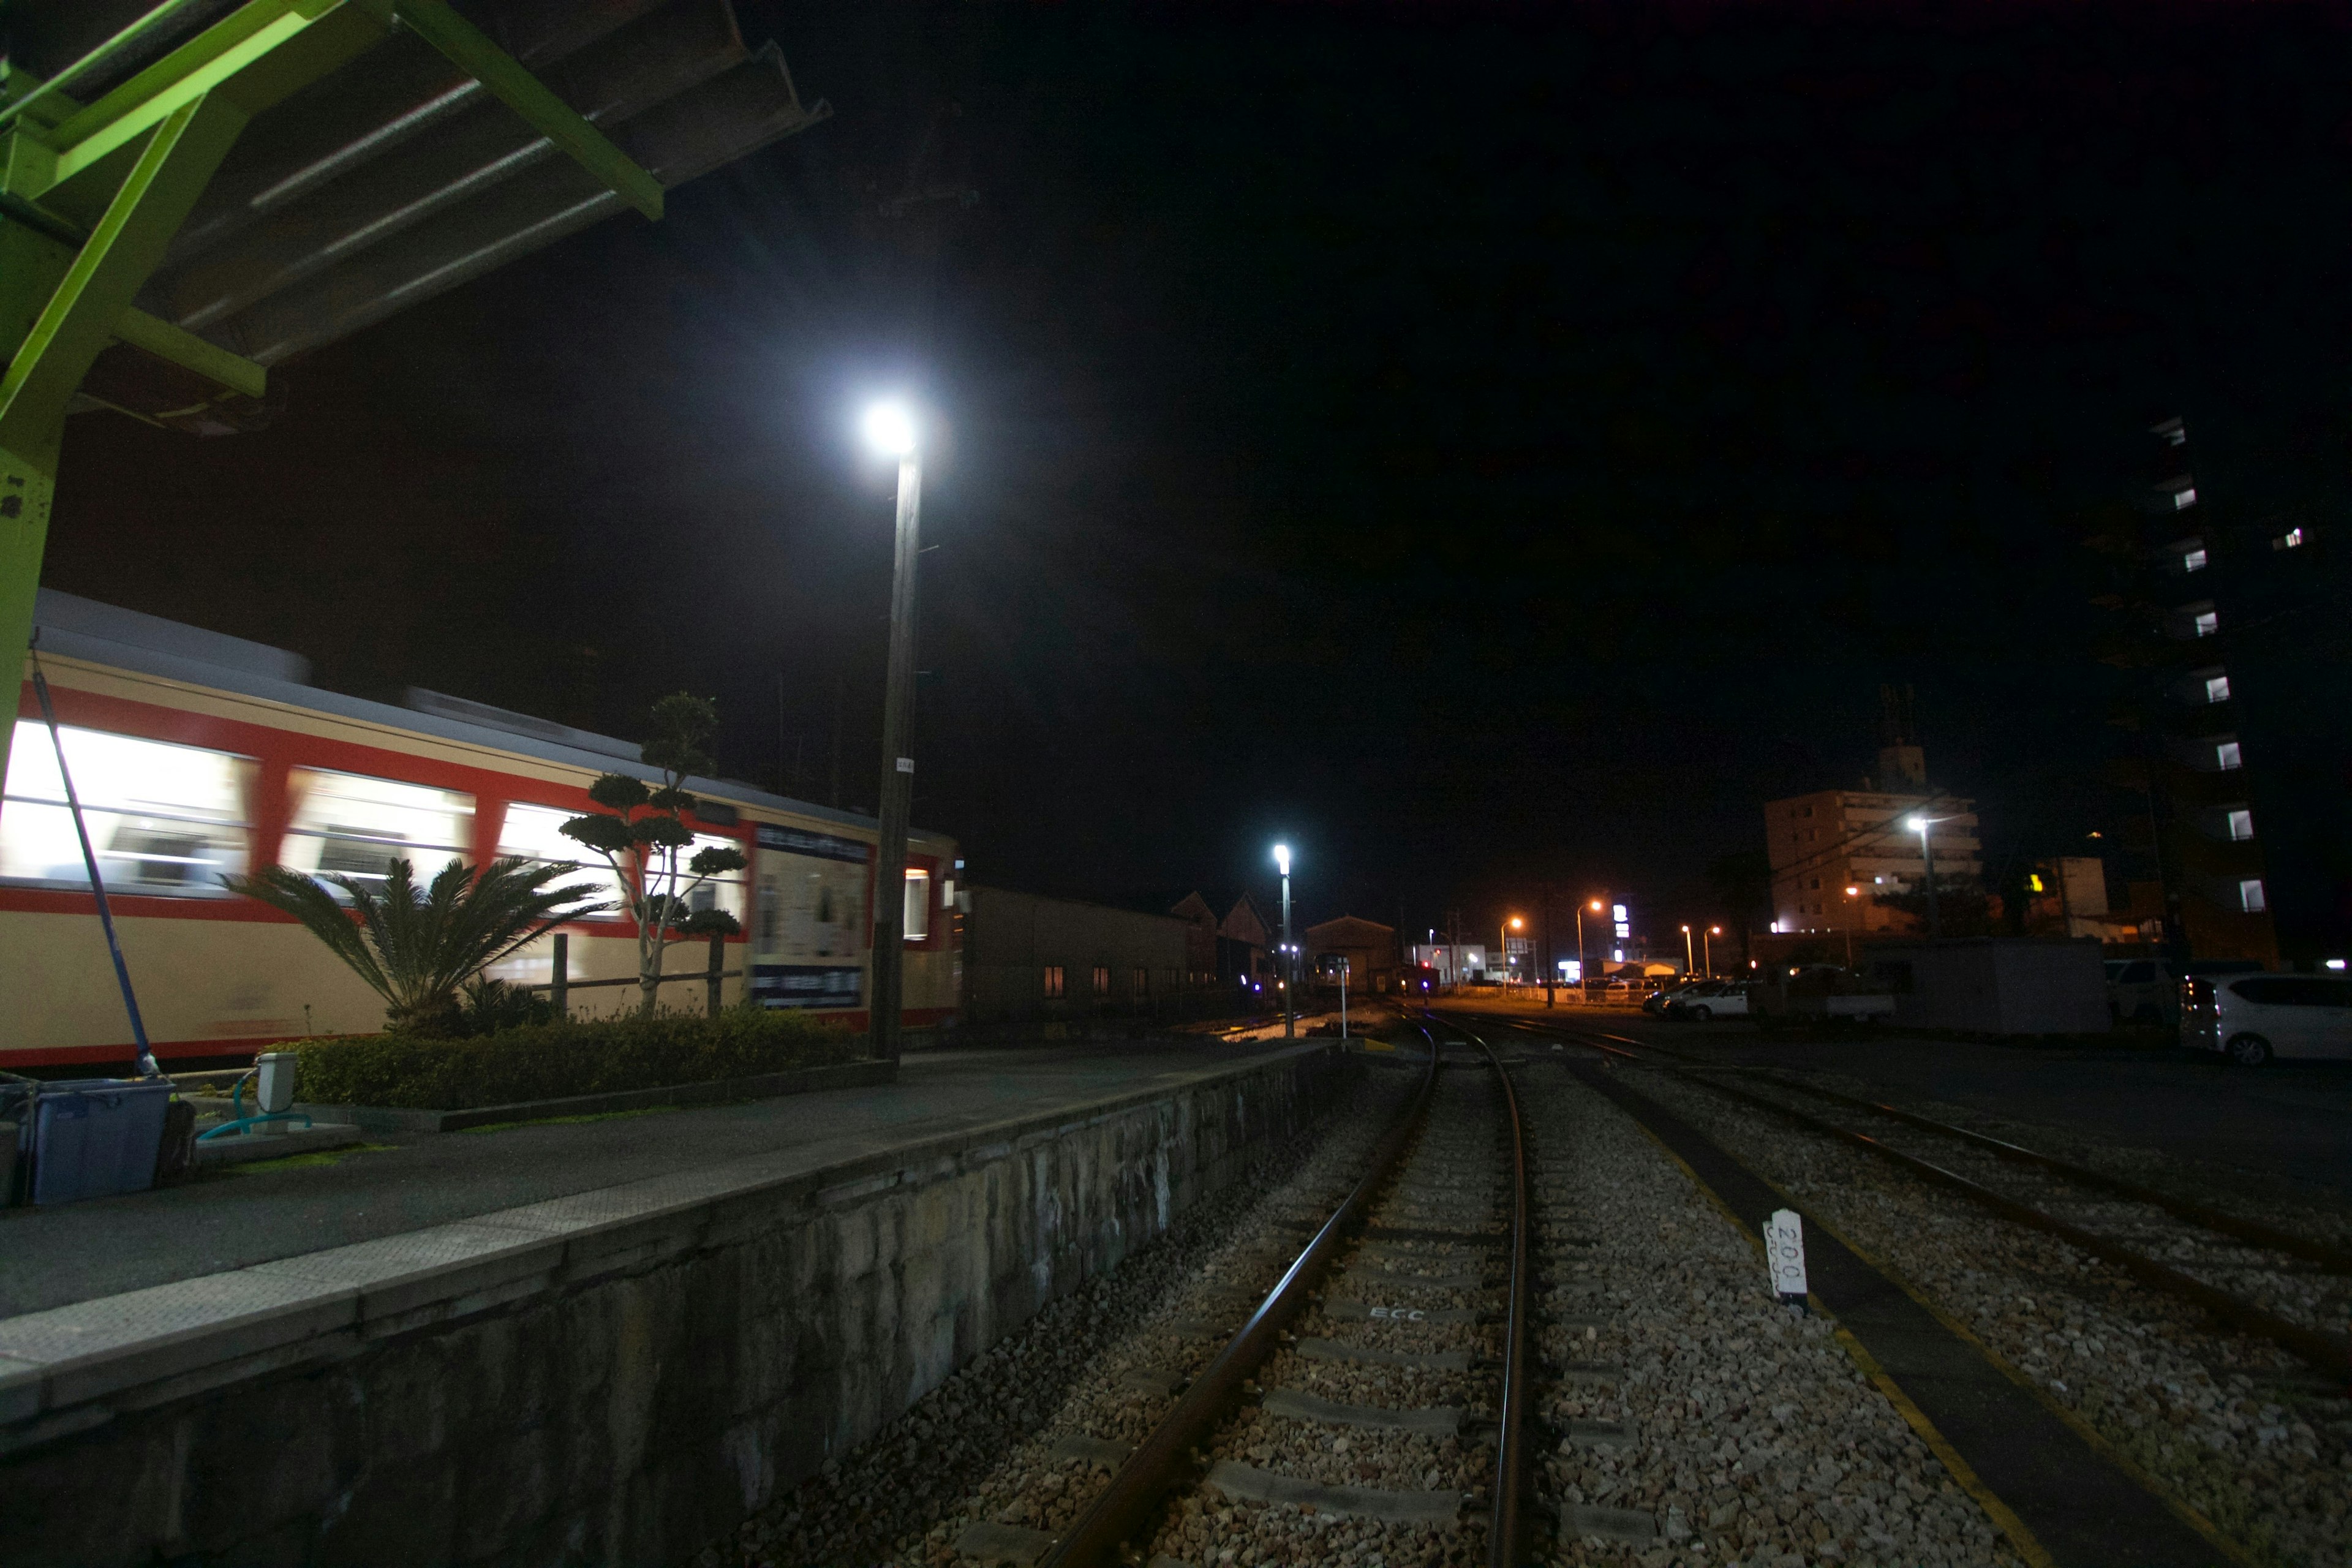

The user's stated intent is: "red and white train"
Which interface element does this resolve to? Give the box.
[4,591,961,1071]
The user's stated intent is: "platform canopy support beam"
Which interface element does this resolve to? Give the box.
[0,0,666,805]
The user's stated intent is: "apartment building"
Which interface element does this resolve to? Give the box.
[1765,742,1981,936]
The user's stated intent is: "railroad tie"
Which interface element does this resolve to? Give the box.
[1321,1298,1482,1325]
[1292,1336,1474,1372]
[1561,1503,1659,1545]
[1202,1460,1464,1526]
[951,1520,1057,1566]
[1259,1387,1464,1434]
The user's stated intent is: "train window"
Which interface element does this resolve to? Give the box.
[496,803,627,918]
[1093,965,1111,996]
[1042,965,1065,999]
[282,769,472,895]
[1,721,254,895]
[902,868,930,941]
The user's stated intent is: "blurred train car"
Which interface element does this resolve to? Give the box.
[4,592,959,1070]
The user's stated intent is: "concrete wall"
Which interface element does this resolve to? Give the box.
[0,1044,1349,1566]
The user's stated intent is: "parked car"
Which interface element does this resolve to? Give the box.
[1643,982,1706,1016]
[2108,957,2264,1023]
[1665,981,1749,1021]
[2182,973,2352,1065]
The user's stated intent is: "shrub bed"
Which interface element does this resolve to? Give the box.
[285,1008,862,1111]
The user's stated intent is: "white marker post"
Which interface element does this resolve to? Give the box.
[1765,1208,1809,1308]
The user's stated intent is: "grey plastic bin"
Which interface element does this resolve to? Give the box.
[32,1079,173,1205]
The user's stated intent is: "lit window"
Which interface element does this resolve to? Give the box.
[284,769,472,892]
[1611,903,1627,921]
[2215,741,2243,771]
[2274,527,2305,551]
[2239,879,2266,913]
[1,721,253,895]
[497,802,625,916]
[1612,948,1624,962]
[1042,965,1065,998]
[1092,965,1110,995]
[2193,610,2218,637]
[2226,809,2253,842]
[903,867,931,941]
[2182,548,2209,571]
[2204,674,2231,704]
[2173,486,2198,510]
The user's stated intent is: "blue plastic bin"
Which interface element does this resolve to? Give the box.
[31,1079,173,1205]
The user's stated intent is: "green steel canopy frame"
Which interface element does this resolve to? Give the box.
[0,0,821,801]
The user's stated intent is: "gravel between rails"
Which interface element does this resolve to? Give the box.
[1777,1065,2352,1257]
[699,1066,1414,1568]
[1634,1067,2352,1568]
[1520,1068,2024,1568]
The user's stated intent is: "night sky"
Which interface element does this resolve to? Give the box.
[45,0,2352,939]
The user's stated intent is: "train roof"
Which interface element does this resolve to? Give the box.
[26,589,948,848]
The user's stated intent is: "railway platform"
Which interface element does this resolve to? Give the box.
[0,1037,1314,1319]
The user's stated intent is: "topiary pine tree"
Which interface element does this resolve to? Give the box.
[560,693,749,1016]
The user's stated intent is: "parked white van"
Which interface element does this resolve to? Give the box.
[2180,974,2352,1065]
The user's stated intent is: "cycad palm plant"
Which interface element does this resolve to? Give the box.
[225,856,608,1036]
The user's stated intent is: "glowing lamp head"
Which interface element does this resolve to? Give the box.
[861,400,918,457]
[1906,815,1928,833]
[1273,843,1291,876]
[1589,899,1604,912]
[1509,916,1523,929]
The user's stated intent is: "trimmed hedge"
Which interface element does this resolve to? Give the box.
[285,1008,861,1111]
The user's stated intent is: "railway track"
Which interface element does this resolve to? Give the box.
[1020,1018,1542,1567]
[1498,1017,2352,1389]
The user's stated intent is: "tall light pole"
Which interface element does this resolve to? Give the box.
[1681,923,1694,974]
[1905,815,1951,941]
[1501,915,1523,985]
[1705,925,1721,976]
[1274,843,1295,1038]
[1575,897,1602,992]
[863,400,922,1064]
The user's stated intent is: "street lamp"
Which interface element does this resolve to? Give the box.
[1575,897,1603,993]
[1273,843,1294,1038]
[863,399,922,1065]
[1681,923,1694,974]
[1705,925,1721,975]
[1905,814,1954,940]
[1501,914,1523,985]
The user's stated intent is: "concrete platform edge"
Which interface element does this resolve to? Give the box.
[0,1042,1341,1464]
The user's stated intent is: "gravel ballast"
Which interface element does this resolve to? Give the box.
[1635,1066,2350,1568]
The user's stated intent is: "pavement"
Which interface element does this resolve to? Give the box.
[0,1038,1315,1320]
[1449,1000,2352,1199]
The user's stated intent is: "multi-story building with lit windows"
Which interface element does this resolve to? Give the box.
[1765,739,1981,937]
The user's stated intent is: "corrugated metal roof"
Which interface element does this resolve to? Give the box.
[7,0,827,434]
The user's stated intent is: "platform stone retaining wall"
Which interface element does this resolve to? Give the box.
[0,1044,1349,1566]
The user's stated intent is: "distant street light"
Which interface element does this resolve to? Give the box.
[862,399,923,1064]
[1681,923,1694,974]
[1705,924,1721,975]
[1501,914,1523,985]
[1905,814,1956,940]
[1274,843,1294,1038]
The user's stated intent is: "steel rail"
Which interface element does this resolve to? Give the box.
[1034,1031,1443,1568]
[1668,1066,2352,1385]
[1445,1016,1537,1568]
